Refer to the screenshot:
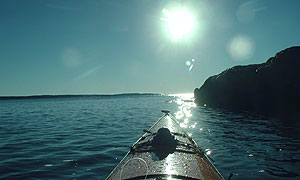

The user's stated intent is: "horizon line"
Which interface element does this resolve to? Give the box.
[0,92,194,100]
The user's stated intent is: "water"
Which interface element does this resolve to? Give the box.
[0,94,299,180]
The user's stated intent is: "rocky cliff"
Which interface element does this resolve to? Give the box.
[194,46,300,121]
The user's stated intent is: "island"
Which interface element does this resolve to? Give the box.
[194,46,300,121]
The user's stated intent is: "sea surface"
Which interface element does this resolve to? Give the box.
[0,94,299,180]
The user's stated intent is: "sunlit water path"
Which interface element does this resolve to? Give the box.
[0,95,299,179]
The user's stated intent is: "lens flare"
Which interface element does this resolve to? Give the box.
[228,35,255,61]
[186,59,195,71]
[186,60,191,66]
[188,64,194,71]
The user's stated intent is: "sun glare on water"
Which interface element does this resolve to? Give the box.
[161,8,195,40]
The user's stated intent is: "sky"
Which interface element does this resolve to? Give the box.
[0,0,300,96]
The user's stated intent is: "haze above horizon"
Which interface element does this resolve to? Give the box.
[1,0,300,96]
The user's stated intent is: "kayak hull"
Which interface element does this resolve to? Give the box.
[106,111,225,180]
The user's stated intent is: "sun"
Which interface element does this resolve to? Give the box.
[161,8,195,40]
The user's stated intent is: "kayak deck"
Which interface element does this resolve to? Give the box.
[106,111,224,180]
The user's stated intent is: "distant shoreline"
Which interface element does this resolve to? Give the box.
[0,93,164,100]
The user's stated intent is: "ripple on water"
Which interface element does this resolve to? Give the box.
[0,96,299,180]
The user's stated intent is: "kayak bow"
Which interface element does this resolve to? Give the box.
[106,110,225,180]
